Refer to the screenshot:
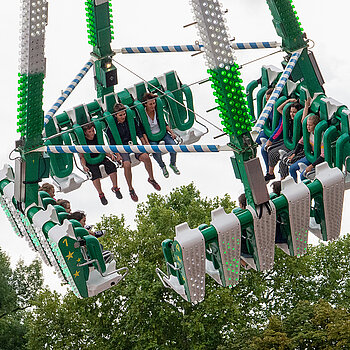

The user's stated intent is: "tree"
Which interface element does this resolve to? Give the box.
[0,248,43,350]
[251,300,350,349]
[25,184,350,349]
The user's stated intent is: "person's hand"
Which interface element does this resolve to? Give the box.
[305,97,311,107]
[109,153,116,162]
[288,154,295,161]
[288,98,297,103]
[265,140,272,148]
[115,153,122,162]
[305,164,313,174]
[83,165,89,173]
[170,130,176,139]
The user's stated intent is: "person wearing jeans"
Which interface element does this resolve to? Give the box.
[141,92,180,178]
[288,114,324,182]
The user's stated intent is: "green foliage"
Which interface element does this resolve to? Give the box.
[23,184,350,349]
[0,248,43,350]
[252,300,350,349]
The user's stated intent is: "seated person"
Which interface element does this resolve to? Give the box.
[264,99,303,182]
[289,114,324,182]
[79,123,121,205]
[68,211,104,238]
[270,181,281,196]
[141,92,180,178]
[238,193,247,210]
[278,97,311,180]
[39,182,55,199]
[107,103,161,202]
[56,199,71,213]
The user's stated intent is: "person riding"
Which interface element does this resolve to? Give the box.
[140,92,180,178]
[289,114,324,182]
[264,99,303,182]
[106,103,161,202]
[79,123,121,205]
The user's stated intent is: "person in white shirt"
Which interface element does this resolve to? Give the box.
[141,93,180,178]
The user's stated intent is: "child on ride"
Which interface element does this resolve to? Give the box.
[289,113,324,182]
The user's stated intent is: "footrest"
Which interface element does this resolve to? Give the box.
[86,266,128,297]
[281,177,311,257]
[314,162,345,241]
[209,207,241,287]
[174,128,205,145]
[53,173,86,193]
[247,201,276,271]
[172,222,206,303]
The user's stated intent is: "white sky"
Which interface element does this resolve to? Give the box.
[0,0,349,294]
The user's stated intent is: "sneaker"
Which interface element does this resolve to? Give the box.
[169,164,180,175]
[161,166,169,178]
[94,230,105,238]
[148,178,161,191]
[99,193,108,205]
[112,187,123,199]
[129,189,138,202]
[264,173,275,183]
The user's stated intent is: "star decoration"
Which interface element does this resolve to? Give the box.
[66,251,74,260]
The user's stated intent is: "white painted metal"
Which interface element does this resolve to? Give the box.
[281,176,311,256]
[210,207,241,286]
[174,222,206,303]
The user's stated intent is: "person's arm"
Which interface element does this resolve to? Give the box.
[166,125,176,139]
[288,139,303,160]
[79,153,90,173]
[301,97,311,123]
[267,117,283,143]
[106,153,116,161]
[305,140,325,173]
[276,98,297,115]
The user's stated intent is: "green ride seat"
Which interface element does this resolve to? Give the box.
[44,117,74,179]
[72,118,106,166]
[162,71,195,132]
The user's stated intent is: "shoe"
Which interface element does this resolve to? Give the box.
[148,178,161,191]
[161,166,169,178]
[129,189,138,202]
[94,230,105,238]
[112,187,123,199]
[169,164,180,175]
[264,173,275,183]
[99,193,108,205]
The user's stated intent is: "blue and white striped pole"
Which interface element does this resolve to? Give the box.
[115,41,280,54]
[252,49,303,136]
[231,41,280,50]
[116,44,202,54]
[34,144,232,154]
[43,59,94,126]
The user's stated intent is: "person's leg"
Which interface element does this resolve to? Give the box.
[289,156,309,182]
[123,161,133,190]
[261,143,269,173]
[139,153,155,180]
[300,159,312,181]
[163,133,177,166]
[92,178,103,195]
[150,141,165,169]
[109,172,118,188]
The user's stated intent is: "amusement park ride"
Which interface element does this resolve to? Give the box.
[0,0,349,301]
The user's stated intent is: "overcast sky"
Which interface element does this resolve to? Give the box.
[1,0,349,293]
